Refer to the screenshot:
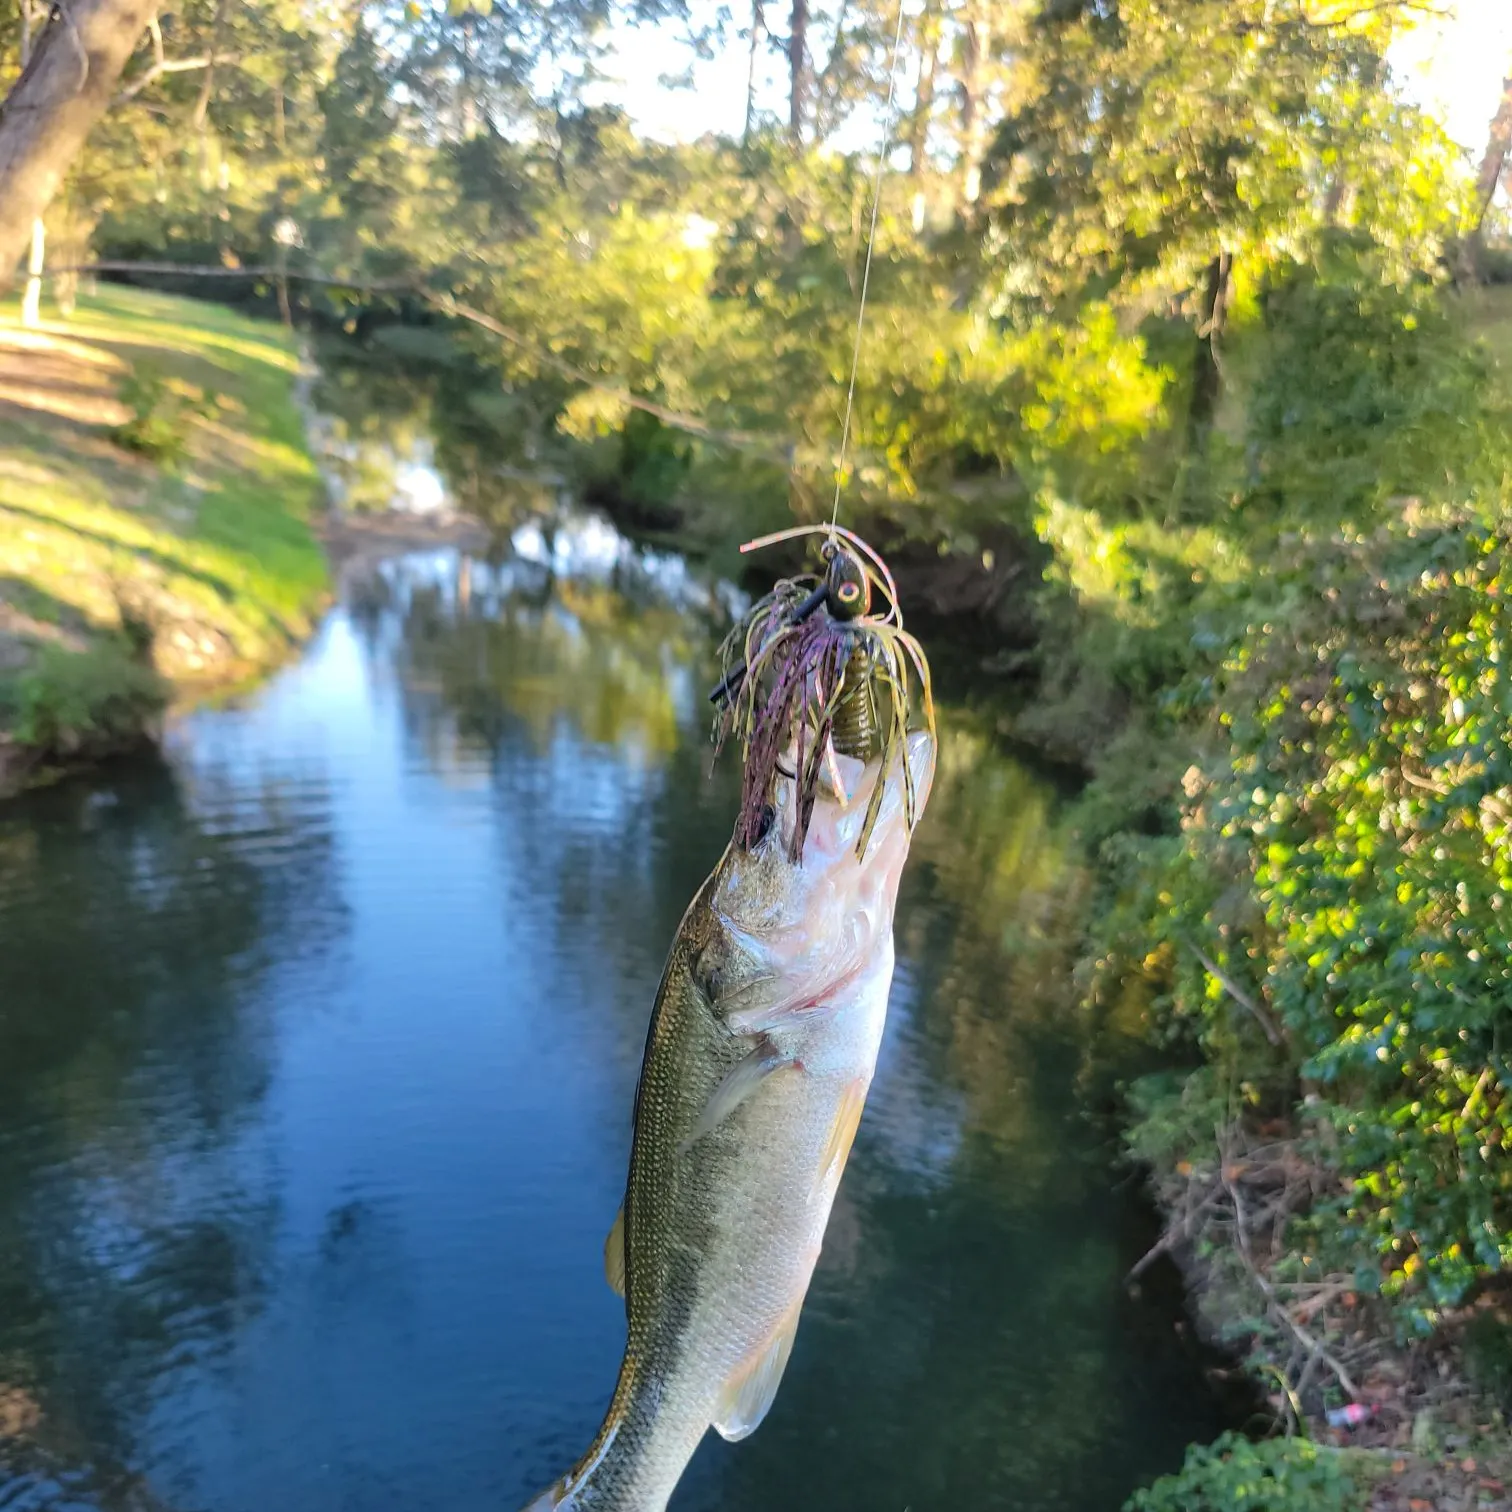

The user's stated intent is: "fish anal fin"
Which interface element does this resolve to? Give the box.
[679,1041,795,1155]
[604,1204,627,1299]
[819,1077,869,1191]
[711,1299,802,1443]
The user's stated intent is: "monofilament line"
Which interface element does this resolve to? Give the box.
[830,0,911,529]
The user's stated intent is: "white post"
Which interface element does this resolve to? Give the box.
[20,218,44,328]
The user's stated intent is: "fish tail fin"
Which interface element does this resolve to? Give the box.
[522,1393,631,1510]
[519,1478,572,1512]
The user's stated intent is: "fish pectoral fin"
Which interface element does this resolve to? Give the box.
[818,1077,870,1192]
[711,1299,802,1443]
[723,953,868,1039]
[604,1204,627,1300]
[678,1041,795,1155]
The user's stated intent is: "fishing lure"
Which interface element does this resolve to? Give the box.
[710,523,934,863]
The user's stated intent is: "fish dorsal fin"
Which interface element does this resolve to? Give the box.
[604,1205,626,1299]
[678,1041,793,1156]
[711,1300,802,1443]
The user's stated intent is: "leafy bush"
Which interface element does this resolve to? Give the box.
[1125,1433,1368,1512]
[1241,241,1510,524]
[9,643,167,760]
[1463,1312,1512,1415]
[112,365,217,465]
[1099,519,1512,1328]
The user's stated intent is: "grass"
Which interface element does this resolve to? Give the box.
[0,284,329,788]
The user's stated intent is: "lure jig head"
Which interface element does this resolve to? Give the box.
[710,525,934,862]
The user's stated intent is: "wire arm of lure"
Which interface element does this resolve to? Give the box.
[739,524,901,628]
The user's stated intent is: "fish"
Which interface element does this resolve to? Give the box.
[522,728,935,1512]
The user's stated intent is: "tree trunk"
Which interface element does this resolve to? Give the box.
[788,0,807,145]
[0,0,156,275]
[1188,251,1231,445]
[20,217,45,326]
[193,0,229,188]
[1323,172,1350,224]
[743,0,764,145]
[16,0,46,318]
[957,6,992,205]
[1474,74,1512,232]
[909,6,939,177]
[274,240,292,327]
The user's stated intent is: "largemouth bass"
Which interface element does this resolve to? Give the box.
[524,729,935,1512]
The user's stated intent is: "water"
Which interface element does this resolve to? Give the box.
[0,529,1234,1512]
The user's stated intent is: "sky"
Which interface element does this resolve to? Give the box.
[590,17,775,144]
[591,1,1512,158]
[1391,0,1512,153]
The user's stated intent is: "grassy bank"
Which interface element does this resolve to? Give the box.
[0,285,328,793]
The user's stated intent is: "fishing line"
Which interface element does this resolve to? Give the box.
[830,0,911,531]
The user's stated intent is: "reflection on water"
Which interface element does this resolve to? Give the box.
[0,530,1232,1512]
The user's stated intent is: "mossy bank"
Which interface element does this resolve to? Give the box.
[0,285,329,795]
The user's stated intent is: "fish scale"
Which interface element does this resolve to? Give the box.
[524,732,934,1512]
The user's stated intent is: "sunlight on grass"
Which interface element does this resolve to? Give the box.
[0,285,329,761]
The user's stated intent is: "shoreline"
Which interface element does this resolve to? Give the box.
[0,500,496,802]
[0,288,492,803]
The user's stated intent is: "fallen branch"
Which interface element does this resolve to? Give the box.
[1223,1160,1362,1400]
[1127,1187,1225,1280]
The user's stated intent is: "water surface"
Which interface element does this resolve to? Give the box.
[0,529,1231,1512]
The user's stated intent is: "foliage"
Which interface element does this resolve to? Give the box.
[1100,520,1512,1329]
[7,642,166,759]
[983,0,1468,317]
[1463,1312,1512,1416]
[1124,1432,1369,1512]
[1221,525,1512,1315]
[111,363,217,464]
[1241,239,1509,523]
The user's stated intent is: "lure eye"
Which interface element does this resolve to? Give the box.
[825,550,871,621]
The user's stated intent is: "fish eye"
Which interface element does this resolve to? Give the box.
[838,582,859,603]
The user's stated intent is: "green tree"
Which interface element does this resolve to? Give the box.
[979,0,1468,432]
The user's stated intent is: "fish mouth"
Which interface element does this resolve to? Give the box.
[717,729,933,1019]
[801,730,935,869]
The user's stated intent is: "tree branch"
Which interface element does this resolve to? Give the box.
[53,0,92,91]
[116,53,238,105]
[1185,939,1285,1046]
[45,261,798,466]
[191,0,231,132]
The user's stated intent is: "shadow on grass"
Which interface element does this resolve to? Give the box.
[0,575,96,643]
